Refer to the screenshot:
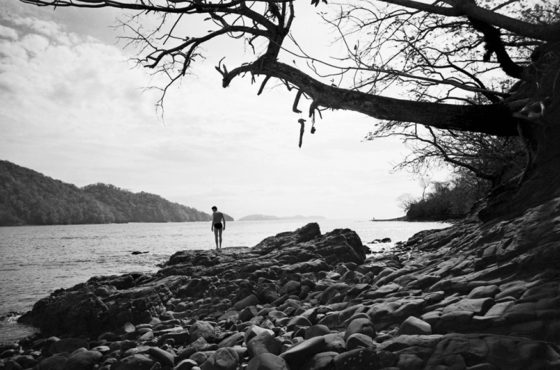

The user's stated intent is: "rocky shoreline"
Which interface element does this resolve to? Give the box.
[2,201,560,369]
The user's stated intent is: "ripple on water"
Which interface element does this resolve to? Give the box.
[0,315,38,345]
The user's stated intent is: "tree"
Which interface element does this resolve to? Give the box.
[20,0,560,220]
[372,124,527,186]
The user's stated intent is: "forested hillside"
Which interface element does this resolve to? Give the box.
[0,160,219,226]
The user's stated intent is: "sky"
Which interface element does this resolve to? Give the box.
[0,0,450,220]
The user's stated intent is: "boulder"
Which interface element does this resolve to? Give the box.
[35,354,68,370]
[302,351,338,370]
[148,346,175,367]
[247,353,289,370]
[304,325,331,339]
[333,348,379,370]
[398,316,432,335]
[190,321,217,342]
[112,354,155,370]
[200,347,239,370]
[252,223,322,255]
[280,336,327,368]
[345,333,376,350]
[247,332,282,357]
[19,275,187,336]
[344,318,376,341]
[62,350,102,370]
[48,338,89,355]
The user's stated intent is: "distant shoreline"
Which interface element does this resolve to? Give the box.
[370,216,407,222]
[371,216,458,223]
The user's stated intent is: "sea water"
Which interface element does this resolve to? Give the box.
[0,219,449,343]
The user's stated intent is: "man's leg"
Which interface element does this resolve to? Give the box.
[218,229,223,249]
[214,229,219,250]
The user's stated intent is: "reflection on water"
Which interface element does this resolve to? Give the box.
[0,219,449,342]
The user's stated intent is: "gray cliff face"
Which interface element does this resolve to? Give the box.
[12,205,560,370]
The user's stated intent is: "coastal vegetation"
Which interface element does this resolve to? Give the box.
[393,118,526,221]
[0,160,220,226]
[403,177,484,221]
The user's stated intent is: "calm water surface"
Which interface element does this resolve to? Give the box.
[0,219,449,342]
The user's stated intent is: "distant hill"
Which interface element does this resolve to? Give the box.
[239,214,325,221]
[0,160,232,226]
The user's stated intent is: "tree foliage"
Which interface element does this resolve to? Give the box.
[404,169,491,221]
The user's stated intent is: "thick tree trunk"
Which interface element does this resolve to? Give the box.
[479,42,560,221]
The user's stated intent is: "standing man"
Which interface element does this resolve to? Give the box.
[211,206,226,251]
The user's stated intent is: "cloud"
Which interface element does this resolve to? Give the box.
[0,24,18,40]
[0,6,434,220]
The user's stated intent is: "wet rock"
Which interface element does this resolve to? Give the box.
[420,310,441,326]
[345,333,375,350]
[161,329,190,345]
[112,354,155,370]
[397,353,424,370]
[398,316,432,335]
[304,325,330,339]
[442,298,494,316]
[123,322,135,333]
[247,353,289,370]
[200,347,239,370]
[234,294,260,311]
[468,285,499,299]
[218,332,244,348]
[344,317,376,341]
[239,306,259,322]
[190,351,215,365]
[148,346,175,367]
[436,310,474,332]
[252,223,322,255]
[302,351,338,370]
[425,333,560,369]
[62,349,102,370]
[20,275,187,337]
[280,336,327,368]
[287,315,312,331]
[482,300,514,319]
[333,347,379,370]
[4,359,24,370]
[245,326,275,344]
[12,354,37,368]
[247,331,282,357]
[35,354,68,370]
[190,321,217,342]
[323,333,346,353]
[281,280,301,295]
[378,335,443,352]
[138,330,154,342]
[48,338,89,355]
[175,359,198,370]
